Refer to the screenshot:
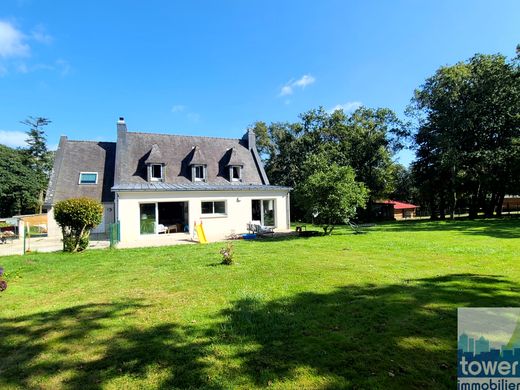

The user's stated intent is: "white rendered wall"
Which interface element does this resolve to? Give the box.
[47,203,115,238]
[116,190,290,243]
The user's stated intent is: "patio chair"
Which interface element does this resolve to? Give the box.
[156,223,168,234]
[247,221,274,236]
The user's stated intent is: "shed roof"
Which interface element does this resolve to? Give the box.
[378,200,418,210]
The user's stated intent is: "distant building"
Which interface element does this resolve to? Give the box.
[373,200,418,220]
[502,195,520,213]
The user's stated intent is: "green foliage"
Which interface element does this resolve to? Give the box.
[54,198,103,252]
[409,52,520,219]
[300,155,368,234]
[219,242,235,265]
[20,117,54,214]
[0,144,45,216]
[254,107,408,220]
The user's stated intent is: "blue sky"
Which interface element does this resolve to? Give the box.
[1,0,519,165]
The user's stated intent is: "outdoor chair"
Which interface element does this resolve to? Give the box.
[247,221,275,236]
[346,220,376,234]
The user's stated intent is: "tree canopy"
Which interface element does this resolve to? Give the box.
[250,106,408,220]
[300,154,368,234]
[0,144,44,216]
[409,52,520,218]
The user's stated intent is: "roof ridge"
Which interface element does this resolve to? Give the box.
[127,130,243,142]
[66,139,116,144]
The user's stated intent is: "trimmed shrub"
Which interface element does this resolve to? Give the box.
[54,198,103,252]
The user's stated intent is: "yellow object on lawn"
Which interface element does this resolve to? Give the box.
[194,222,207,244]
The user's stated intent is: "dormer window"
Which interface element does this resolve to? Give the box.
[225,148,244,182]
[193,165,206,182]
[150,164,163,181]
[144,144,166,183]
[230,166,241,182]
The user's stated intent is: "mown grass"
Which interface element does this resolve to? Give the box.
[0,218,519,389]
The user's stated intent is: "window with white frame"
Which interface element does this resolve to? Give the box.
[79,172,98,184]
[201,201,226,215]
[193,165,206,182]
[149,164,163,182]
[230,166,241,181]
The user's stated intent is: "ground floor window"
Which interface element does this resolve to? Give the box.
[251,199,275,227]
[201,201,226,216]
[139,201,189,234]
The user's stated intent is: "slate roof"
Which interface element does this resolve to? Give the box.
[45,121,284,205]
[44,139,116,205]
[112,183,291,192]
[226,147,245,166]
[118,131,265,185]
[144,144,164,165]
[188,146,206,165]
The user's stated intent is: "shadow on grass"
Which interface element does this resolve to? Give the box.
[211,273,520,389]
[1,274,519,389]
[379,217,520,239]
[0,301,218,389]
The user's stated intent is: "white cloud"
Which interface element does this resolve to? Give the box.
[0,130,27,148]
[31,25,52,44]
[328,101,362,114]
[171,104,186,113]
[279,74,316,96]
[293,74,315,88]
[0,21,29,58]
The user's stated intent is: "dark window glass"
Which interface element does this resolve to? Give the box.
[151,164,162,179]
[214,201,226,214]
[232,166,240,180]
[195,165,204,179]
[201,202,213,214]
[201,201,226,215]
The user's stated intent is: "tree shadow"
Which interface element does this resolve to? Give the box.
[0,301,220,389]
[211,273,520,388]
[2,274,519,388]
[379,218,520,239]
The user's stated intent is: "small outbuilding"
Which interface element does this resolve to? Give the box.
[373,200,418,220]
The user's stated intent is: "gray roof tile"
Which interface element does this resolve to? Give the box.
[119,131,264,185]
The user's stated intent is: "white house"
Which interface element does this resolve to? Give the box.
[44,118,291,245]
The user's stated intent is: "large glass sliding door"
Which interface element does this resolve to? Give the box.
[251,199,276,227]
[140,203,156,234]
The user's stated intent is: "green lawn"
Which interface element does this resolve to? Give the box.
[0,219,519,389]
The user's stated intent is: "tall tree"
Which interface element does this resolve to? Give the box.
[20,117,54,213]
[0,145,43,216]
[409,52,520,219]
[253,107,408,220]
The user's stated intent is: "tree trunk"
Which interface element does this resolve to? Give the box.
[450,191,457,220]
[439,193,446,220]
[468,184,481,219]
[73,225,86,252]
[495,192,505,217]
